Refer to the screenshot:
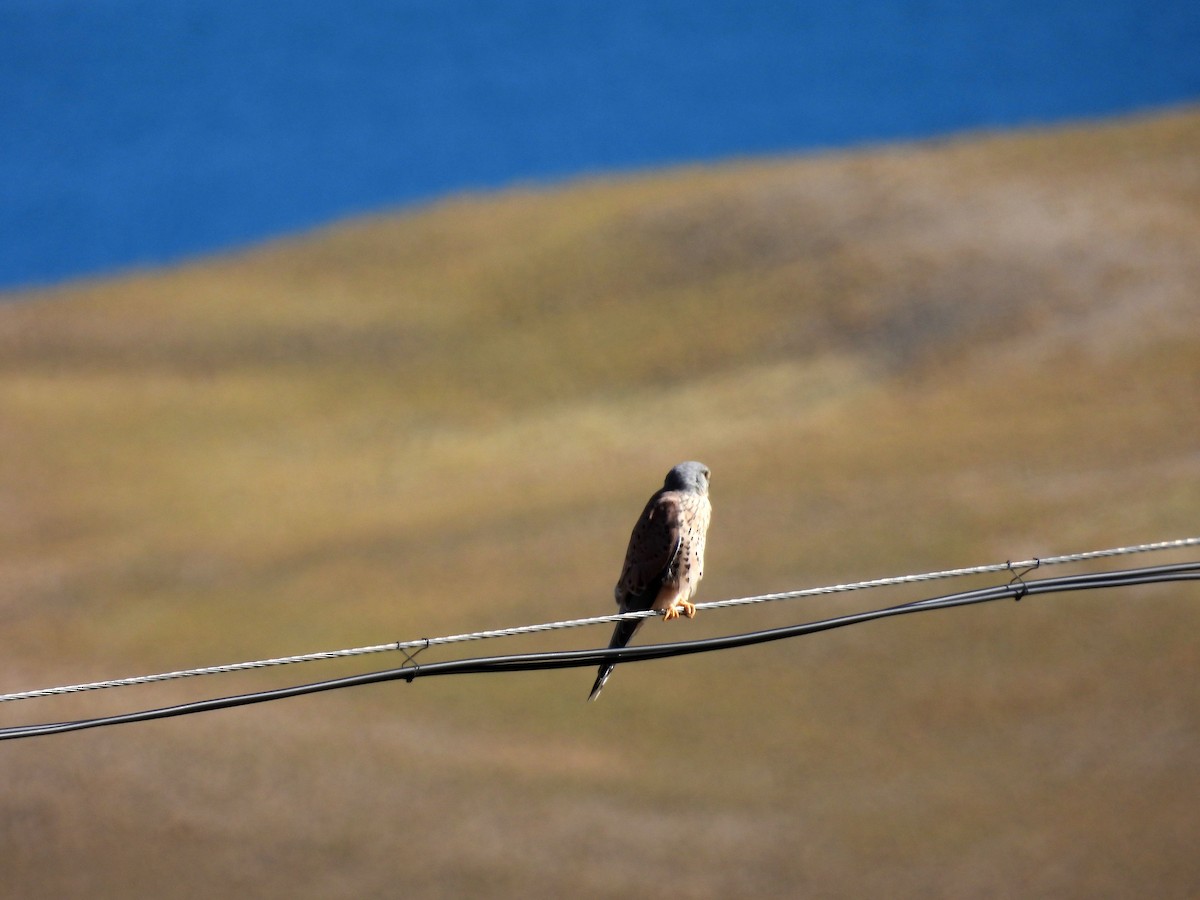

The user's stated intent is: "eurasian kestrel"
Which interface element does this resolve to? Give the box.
[587,461,712,701]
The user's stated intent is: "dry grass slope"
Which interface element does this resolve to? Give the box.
[1,107,1199,898]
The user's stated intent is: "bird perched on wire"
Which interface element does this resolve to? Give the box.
[588,461,712,701]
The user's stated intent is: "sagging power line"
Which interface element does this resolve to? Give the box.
[3,536,1197,705]
[1,552,1197,741]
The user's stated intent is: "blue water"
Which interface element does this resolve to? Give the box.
[2,0,1198,290]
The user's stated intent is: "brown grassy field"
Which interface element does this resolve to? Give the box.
[1,107,1198,898]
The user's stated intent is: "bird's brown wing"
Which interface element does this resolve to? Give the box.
[589,491,684,701]
[614,490,684,613]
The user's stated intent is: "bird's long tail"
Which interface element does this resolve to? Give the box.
[587,618,642,702]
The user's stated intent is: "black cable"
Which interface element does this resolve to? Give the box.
[2,561,1196,741]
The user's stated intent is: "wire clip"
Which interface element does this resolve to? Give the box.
[1006,558,1041,601]
[396,637,431,682]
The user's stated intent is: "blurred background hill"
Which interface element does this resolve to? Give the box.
[1,107,1198,897]
[4,1,1200,289]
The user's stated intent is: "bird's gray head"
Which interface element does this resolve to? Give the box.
[664,461,710,494]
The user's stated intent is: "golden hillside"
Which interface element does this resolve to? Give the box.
[2,107,1199,898]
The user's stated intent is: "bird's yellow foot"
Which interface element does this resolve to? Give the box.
[663,601,696,621]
